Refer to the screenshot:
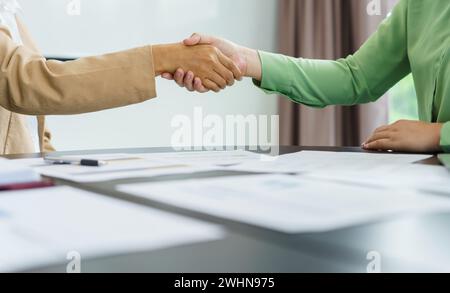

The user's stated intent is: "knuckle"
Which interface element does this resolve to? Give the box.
[207,55,217,63]
[205,45,217,55]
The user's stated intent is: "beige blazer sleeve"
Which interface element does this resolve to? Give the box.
[16,18,56,153]
[0,25,157,116]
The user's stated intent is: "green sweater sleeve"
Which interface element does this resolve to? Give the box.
[440,123,450,153]
[255,0,411,108]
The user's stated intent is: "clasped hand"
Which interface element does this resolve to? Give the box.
[160,33,261,93]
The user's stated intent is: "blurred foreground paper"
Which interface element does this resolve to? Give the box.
[118,174,450,234]
[0,158,41,185]
[0,186,224,272]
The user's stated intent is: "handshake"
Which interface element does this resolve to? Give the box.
[152,33,262,93]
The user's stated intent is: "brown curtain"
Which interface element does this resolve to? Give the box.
[278,0,392,147]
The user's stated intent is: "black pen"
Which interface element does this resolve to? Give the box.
[44,156,108,167]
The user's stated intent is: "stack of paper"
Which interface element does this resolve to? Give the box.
[140,149,262,167]
[14,150,260,183]
[0,186,225,272]
[0,158,41,185]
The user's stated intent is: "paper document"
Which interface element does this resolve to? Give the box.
[15,153,141,168]
[15,154,218,183]
[226,151,433,174]
[305,163,450,190]
[0,158,40,185]
[140,150,261,167]
[14,150,259,183]
[118,174,450,234]
[0,186,225,272]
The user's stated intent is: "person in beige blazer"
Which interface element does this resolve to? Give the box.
[0,15,241,155]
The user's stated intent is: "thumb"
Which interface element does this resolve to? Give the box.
[183,33,214,46]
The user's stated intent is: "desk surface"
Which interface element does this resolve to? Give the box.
[4,146,450,273]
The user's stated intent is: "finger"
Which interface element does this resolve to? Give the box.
[183,33,201,46]
[184,33,213,46]
[203,79,221,93]
[217,51,242,81]
[194,77,209,93]
[174,69,185,87]
[209,70,228,89]
[214,63,235,87]
[374,125,391,133]
[183,71,195,92]
[161,73,174,80]
[363,139,394,151]
[364,131,392,145]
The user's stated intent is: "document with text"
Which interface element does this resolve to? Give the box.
[14,150,260,182]
[118,174,450,234]
[305,163,450,191]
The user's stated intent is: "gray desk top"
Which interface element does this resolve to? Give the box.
[4,146,449,273]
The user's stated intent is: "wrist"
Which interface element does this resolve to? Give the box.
[240,47,262,80]
[433,123,444,152]
[152,45,164,76]
[152,43,180,76]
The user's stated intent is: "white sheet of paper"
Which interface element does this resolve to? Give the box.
[305,163,450,190]
[225,151,433,174]
[139,150,262,167]
[0,158,40,185]
[13,150,260,183]
[14,153,142,168]
[0,186,225,272]
[14,154,219,183]
[118,174,450,234]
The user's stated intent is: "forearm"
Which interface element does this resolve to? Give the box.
[0,35,156,115]
[251,0,410,108]
[253,51,377,108]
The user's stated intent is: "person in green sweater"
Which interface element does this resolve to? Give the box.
[163,0,449,153]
